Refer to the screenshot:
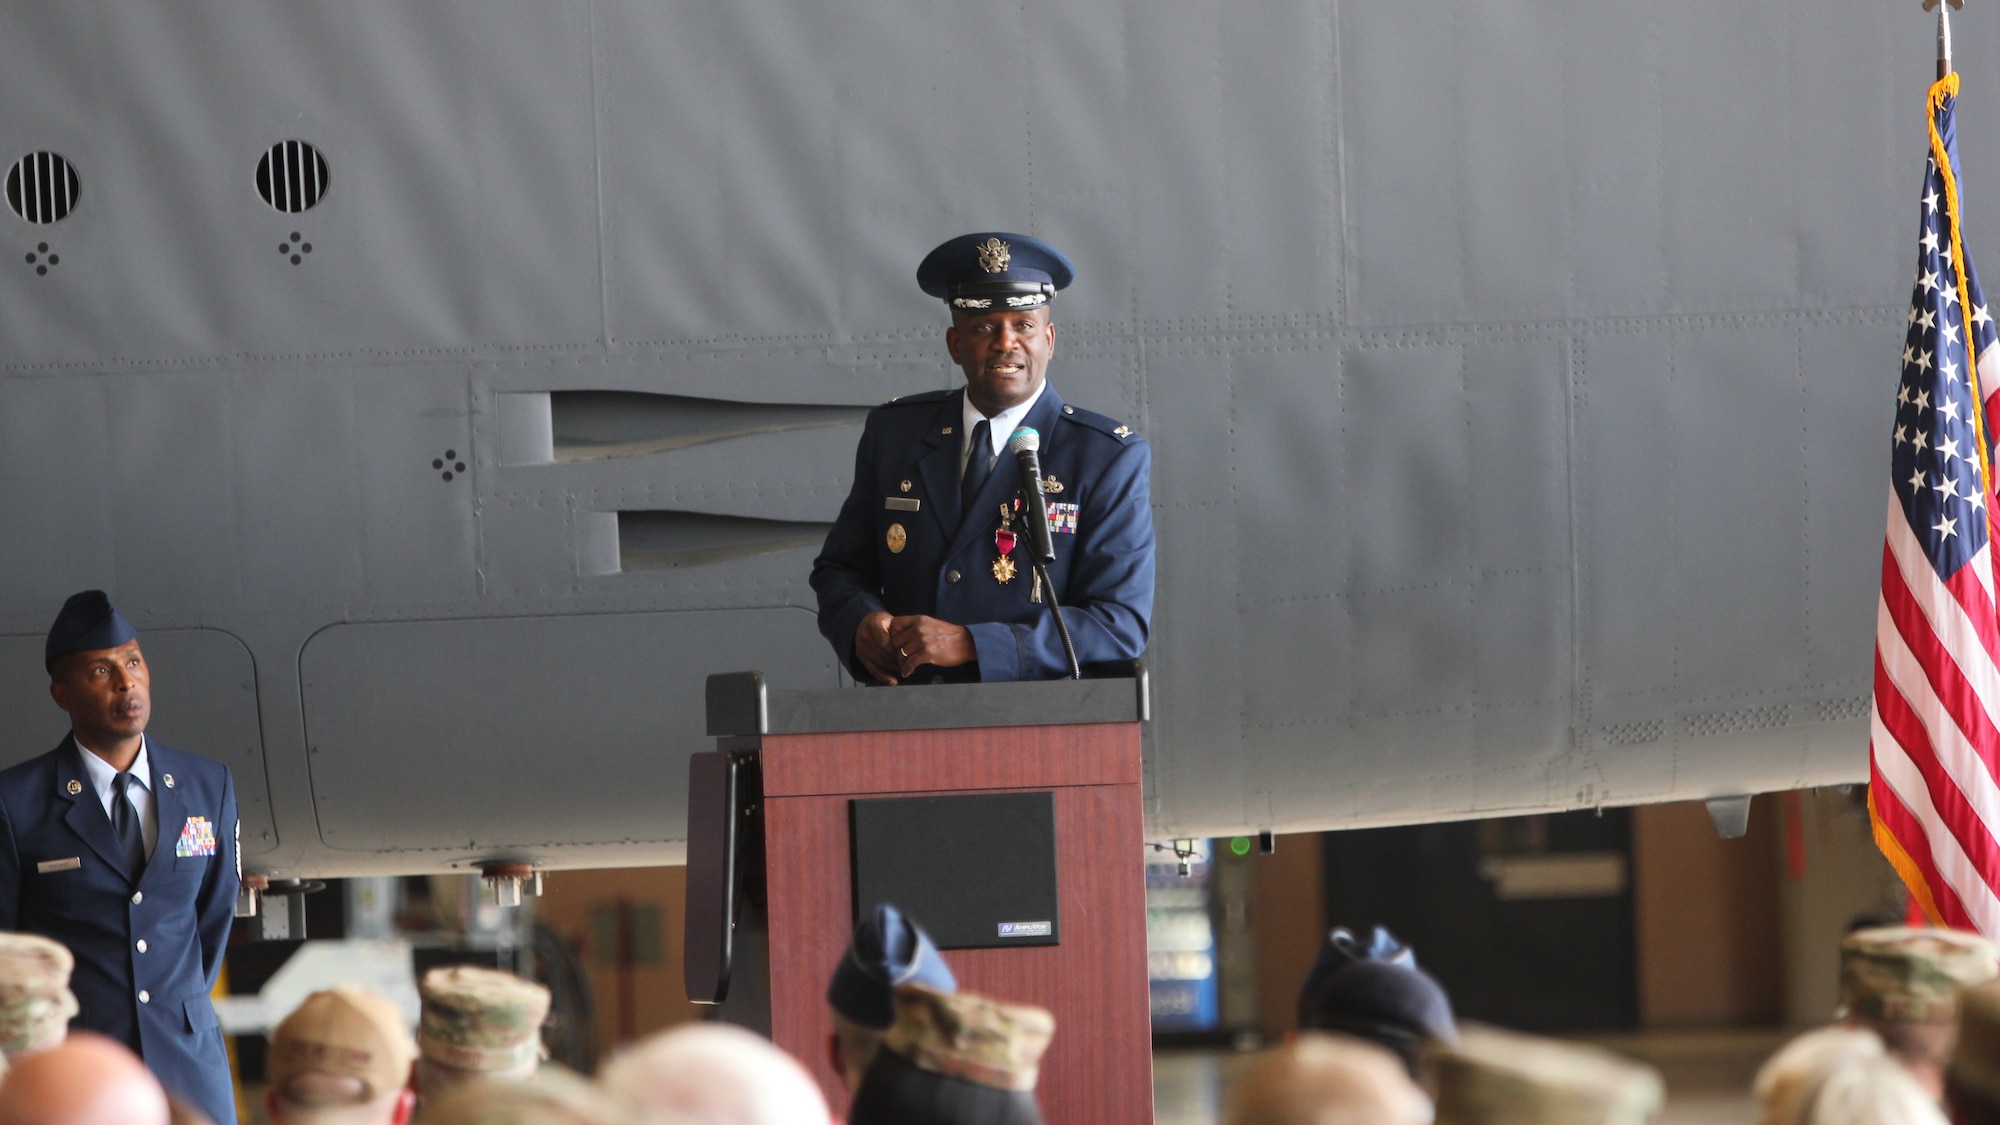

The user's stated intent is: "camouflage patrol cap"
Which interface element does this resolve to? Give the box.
[1432,1025,1664,1125]
[883,985,1055,1093]
[1840,926,1998,1022]
[418,966,551,1074]
[0,932,79,1055]
[1951,979,2000,1105]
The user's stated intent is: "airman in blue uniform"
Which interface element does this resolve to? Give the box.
[0,591,240,1124]
[813,233,1155,683]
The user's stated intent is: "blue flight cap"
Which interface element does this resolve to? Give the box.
[1301,960,1458,1077]
[45,590,137,673]
[917,232,1075,314]
[1296,925,1415,1026]
[828,903,957,1029]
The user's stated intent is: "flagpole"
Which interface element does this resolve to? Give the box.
[1941,1,1953,81]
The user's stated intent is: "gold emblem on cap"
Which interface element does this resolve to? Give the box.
[887,523,908,554]
[977,237,1011,274]
[1041,476,1063,494]
[65,780,81,796]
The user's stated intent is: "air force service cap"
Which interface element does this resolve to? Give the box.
[829,903,957,1030]
[917,232,1074,313]
[45,590,137,673]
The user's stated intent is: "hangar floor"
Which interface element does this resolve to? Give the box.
[1153,1028,1786,1125]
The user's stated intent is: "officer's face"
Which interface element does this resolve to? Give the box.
[50,640,151,744]
[947,307,1055,416]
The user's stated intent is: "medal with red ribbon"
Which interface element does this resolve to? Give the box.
[992,500,1019,583]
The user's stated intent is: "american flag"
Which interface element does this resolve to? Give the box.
[1871,72,2000,933]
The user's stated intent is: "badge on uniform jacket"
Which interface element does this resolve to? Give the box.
[176,816,216,858]
[1045,502,1080,535]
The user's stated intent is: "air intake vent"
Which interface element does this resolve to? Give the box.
[256,140,329,213]
[6,153,80,224]
[552,392,867,463]
[617,511,832,572]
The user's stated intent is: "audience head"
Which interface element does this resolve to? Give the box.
[827,903,958,1091]
[0,1031,170,1125]
[1840,926,1998,1097]
[418,966,551,1099]
[1948,979,2000,1124]
[0,932,79,1057]
[598,1022,830,1125]
[1299,958,1456,1080]
[266,986,417,1125]
[847,984,1054,1125]
[420,1067,634,1125]
[1797,1053,1947,1125]
[1225,1032,1433,1125]
[1755,1026,1885,1125]
[1431,1025,1662,1125]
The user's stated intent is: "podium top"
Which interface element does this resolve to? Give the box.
[705,664,1149,737]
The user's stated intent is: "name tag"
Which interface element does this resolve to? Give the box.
[36,858,80,874]
[176,817,217,858]
[884,497,921,512]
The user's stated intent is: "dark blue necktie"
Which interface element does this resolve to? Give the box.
[112,771,144,876]
[961,419,994,514]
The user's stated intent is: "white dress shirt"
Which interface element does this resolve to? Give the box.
[75,734,158,861]
[960,381,1048,477]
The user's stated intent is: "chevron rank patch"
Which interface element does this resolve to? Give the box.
[176,816,216,858]
[1046,503,1079,535]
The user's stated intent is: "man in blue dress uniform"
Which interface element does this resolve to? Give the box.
[0,591,241,1123]
[813,232,1156,683]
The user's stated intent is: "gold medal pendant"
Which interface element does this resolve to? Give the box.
[992,555,1018,583]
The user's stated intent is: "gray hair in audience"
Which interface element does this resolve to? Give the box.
[597,1023,830,1125]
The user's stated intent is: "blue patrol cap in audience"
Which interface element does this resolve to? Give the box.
[828,903,957,1030]
[917,232,1075,314]
[1303,959,1458,1076]
[1296,925,1414,1026]
[45,591,136,673]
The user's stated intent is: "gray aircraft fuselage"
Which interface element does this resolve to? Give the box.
[0,1,1946,876]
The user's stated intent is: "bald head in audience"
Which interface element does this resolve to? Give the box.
[598,1024,829,1125]
[1226,1033,1432,1125]
[0,1032,170,1125]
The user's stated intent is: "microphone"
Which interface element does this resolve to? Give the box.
[1007,425,1079,678]
[1007,427,1056,563]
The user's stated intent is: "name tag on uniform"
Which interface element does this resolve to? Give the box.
[884,497,921,511]
[176,817,217,858]
[36,858,80,874]
[1046,502,1080,535]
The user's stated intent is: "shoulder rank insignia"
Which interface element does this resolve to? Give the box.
[1113,425,1134,438]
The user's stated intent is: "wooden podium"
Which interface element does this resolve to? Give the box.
[685,670,1153,1123]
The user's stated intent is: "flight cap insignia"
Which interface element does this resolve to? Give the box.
[64,780,81,796]
[977,237,1011,274]
[887,523,908,554]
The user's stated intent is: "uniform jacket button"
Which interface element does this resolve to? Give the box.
[130,892,143,905]
[946,569,962,583]
[138,990,150,1004]
[135,939,147,953]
